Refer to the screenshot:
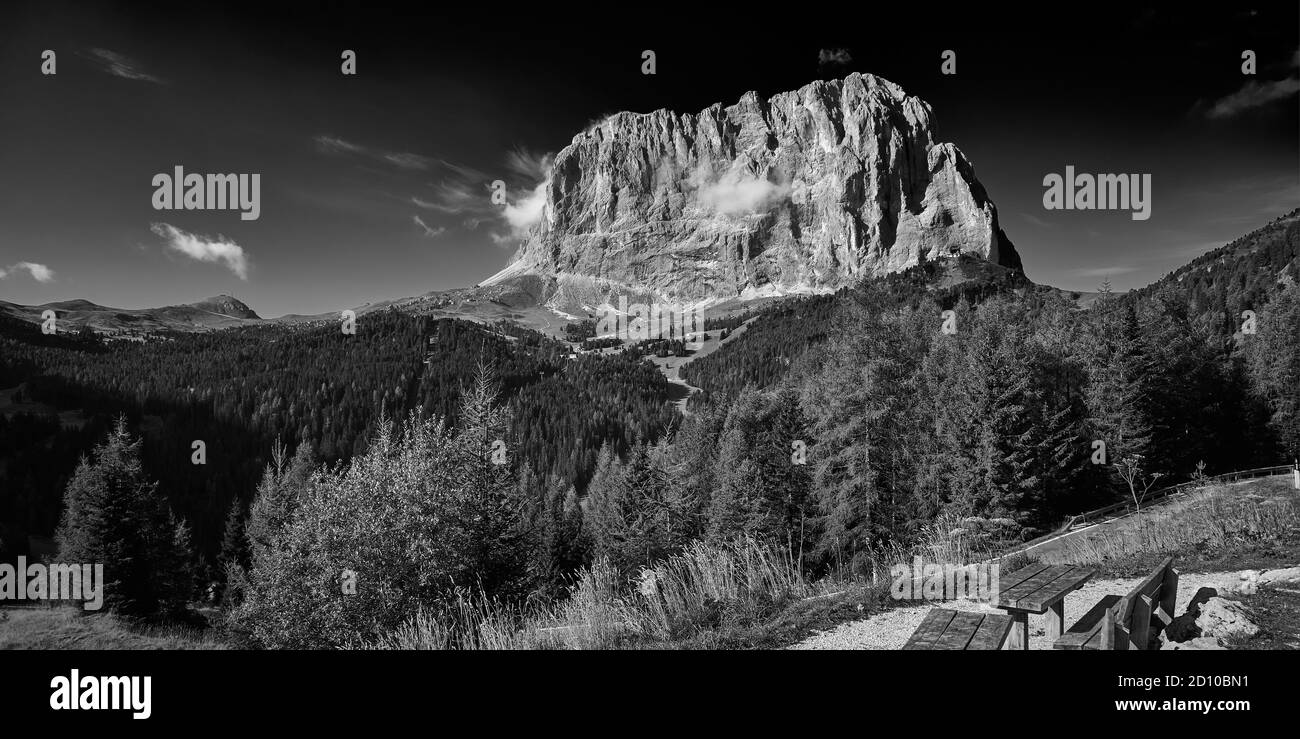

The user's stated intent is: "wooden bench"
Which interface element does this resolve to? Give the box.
[903,608,1014,650]
[1053,556,1178,650]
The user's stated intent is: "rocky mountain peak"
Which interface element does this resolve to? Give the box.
[497,72,1020,308]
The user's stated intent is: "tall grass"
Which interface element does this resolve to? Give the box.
[638,537,813,638]
[372,537,817,649]
[1039,484,1299,566]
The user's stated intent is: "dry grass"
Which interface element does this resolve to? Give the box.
[0,606,228,650]
[372,538,819,650]
[1038,478,1300,567]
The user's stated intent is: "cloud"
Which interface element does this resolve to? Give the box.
[0,262,55,282]
[313,135,441,172]
[413,180,485,214]
[691,165,788,216]
[1203,76,1300,118]
[413,215,445,238]
[818,48,853,67]
[86,48,164,84]
[505,147,553,179]
[411,149,555,246]
[151,223,249,279]
[314,136,366,155]
[383,152,438,171]
[502,180,549,233]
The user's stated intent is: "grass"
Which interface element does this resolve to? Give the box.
[0,606,230,650]
[662,583,892,649]
[373,538,848,650]
[371,521,1035,651]
[1036,476,1300,578]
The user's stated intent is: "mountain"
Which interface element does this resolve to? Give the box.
[0,294,263,334]
[1133,208,1300,333]
[491,72,1021,310]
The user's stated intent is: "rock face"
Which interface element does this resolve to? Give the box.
[505,72,1021,305]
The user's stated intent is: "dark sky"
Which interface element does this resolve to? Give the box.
[1,1,1296,317]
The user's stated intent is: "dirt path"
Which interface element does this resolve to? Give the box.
[788,566,1297,650]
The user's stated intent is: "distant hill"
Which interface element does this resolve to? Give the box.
[0,294,263,334]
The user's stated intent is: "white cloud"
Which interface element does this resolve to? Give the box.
[151,222,249,279]
[692,165,788,216]
[502,179,549,233]
[413,215,445,238]
[1205,77,1300,118]
[314,135,440,171]
[505,148,553,179]
[0,262,55,283]
[408,148,555,247]
[87,48,164,84]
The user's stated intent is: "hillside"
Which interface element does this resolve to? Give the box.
[0,294,262,335]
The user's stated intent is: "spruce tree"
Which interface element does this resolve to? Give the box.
[56,416,192,618]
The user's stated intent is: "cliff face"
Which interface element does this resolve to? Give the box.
[502,72,1020,304]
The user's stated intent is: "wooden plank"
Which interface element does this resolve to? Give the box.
[1158,566,1179,624]
[1111,614,1130,651]
[997,565,1072,607]
[1129,594,1154,650]
[968,613,1014,650]
[1046,601,1066,642]
[1099,602,1117,650]
[995,564,1051,596]
[903,608,956,650]
[997,565,1075,612]
[1019,566,1097,611]
[1005,610,1030,650]
[1118,556,1174,623]
[933,611,984,650]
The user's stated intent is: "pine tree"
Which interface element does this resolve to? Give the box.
[56,416,192,619]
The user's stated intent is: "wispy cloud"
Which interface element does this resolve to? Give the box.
[412,149,555,247]
[1199,51,1300,119]
[86,48,164,84]
[505,147,553,180]
[0,262,55,283]
[151,223,249,279]
[412,180,485,214]
[313,135,442,172]
[412,215,445,238]
[1204,78,1300,118]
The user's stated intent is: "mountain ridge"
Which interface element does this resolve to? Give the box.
[498,72,1022,310]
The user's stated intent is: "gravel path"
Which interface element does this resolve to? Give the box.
[788,566,1295,650]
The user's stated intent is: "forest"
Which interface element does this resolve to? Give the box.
[1,210,1297,647]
